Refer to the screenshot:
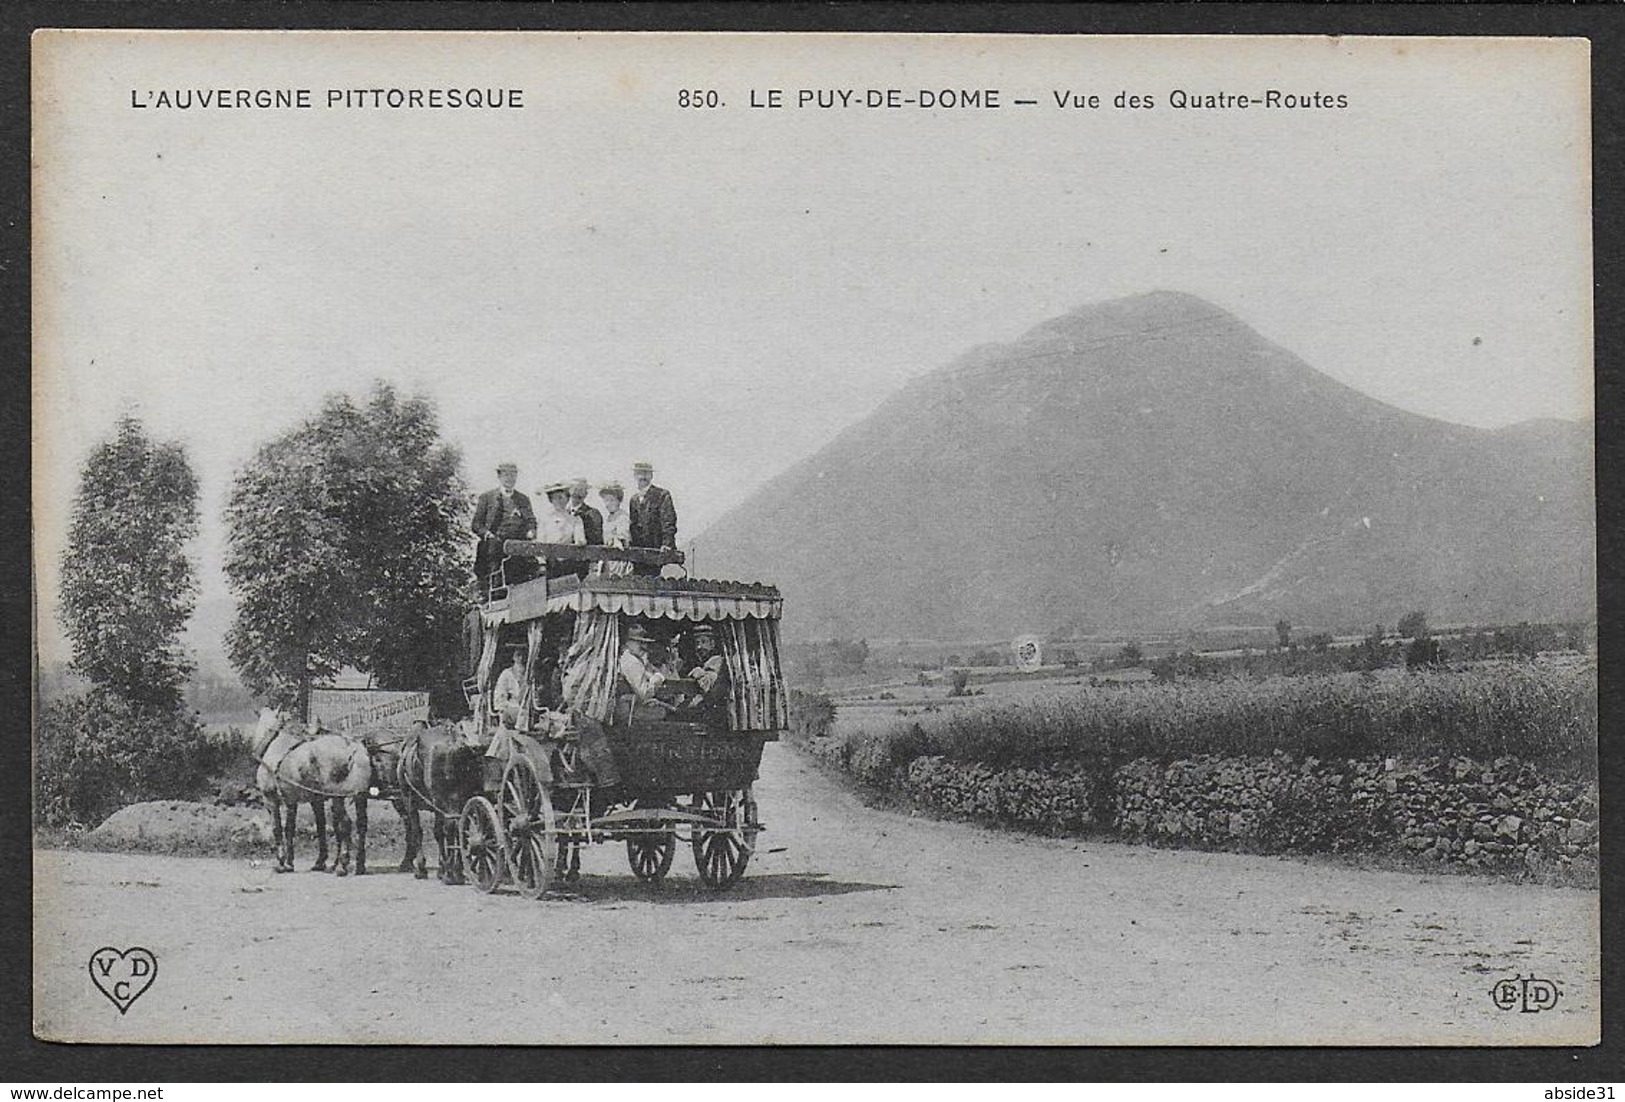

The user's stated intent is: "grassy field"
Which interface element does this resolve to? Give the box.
[816,657,1597,774]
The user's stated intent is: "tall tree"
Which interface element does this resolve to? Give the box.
[58,415,200,713]
[224,382,469,715]
[223,426,362,712]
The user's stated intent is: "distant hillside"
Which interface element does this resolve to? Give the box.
[698,291,1594,641]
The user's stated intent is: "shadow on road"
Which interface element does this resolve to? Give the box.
[531,870,899,905]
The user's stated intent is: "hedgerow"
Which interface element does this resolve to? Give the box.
[807,664,1596,777]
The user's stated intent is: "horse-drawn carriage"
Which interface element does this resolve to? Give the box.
[399,541,788,898]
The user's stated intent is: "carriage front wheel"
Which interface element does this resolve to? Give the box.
[499,757,558,901]
[691,787,758,890]
[459,796,508,894]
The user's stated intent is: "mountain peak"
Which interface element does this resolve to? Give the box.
[1032,289,1230,339]
[699,293,1594,641]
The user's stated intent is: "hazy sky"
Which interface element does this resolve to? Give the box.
[33,33,1592,661]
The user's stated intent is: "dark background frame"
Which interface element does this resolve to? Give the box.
[3,1,1618,1083]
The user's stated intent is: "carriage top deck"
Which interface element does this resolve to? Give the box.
[481,573,783,626]
[481,541,781,627]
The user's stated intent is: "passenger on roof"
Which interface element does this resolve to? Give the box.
[628,460,677,577]
[595,481,634,578]
[568,477,603,579]
[472,462,536,590]
[537,480,585,579]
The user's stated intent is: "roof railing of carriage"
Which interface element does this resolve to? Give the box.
[479,540,781,623]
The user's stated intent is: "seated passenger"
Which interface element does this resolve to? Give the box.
[618,623,679,718]
[493,647,527,728]
[681,626,730,715]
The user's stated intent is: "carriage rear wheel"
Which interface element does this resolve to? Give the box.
[459,796,507,895]
[691,787,758,890]
[499,758,558,901]
[627,830,677,882]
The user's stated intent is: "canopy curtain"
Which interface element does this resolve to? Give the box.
[476,628,501,697]
[515,620,545,731]
[562,609,620,723]
[718,617,789,731]
[461,608,485,679]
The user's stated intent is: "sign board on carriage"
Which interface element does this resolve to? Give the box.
[308,688,430,732]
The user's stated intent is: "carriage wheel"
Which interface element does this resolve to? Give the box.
[500,758,557,901]
[627,829,677,883]
[459,796,507,895]
[691,787,758,890]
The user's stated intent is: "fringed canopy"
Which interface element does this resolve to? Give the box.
[484,575,781,627]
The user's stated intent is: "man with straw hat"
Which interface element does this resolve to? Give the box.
[627,461,677,577]
[472,462,535,590]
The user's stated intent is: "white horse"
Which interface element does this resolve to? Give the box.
[251,709,373,875]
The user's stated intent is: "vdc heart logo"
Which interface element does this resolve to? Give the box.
[88,946,158,1014]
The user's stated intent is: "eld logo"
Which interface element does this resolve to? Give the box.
[88,946,157,1014]
[1490,974,1561,1014]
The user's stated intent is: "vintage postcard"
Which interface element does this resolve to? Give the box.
[32,31,1597,1045]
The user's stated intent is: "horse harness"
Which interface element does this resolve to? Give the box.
[256,725,394,802]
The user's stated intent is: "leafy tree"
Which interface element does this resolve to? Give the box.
[1274,619,1292,649]
[1354,625,1389,671]
[58,416,200,713]
[824,638,870,676]
[1117,641,1144,668]
[1152,649,1210,683]
[37,687,225,827]
[1397,610,1429,641]
[43,416,217,827]
[1405,635,1442,669]
[224,383,469,715]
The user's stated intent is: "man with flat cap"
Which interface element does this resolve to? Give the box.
[472,462,536,591]
[567,477,604,579]
[627,461,677,577]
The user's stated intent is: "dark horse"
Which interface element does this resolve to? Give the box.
[395,721,485,883]
[251,709,373,875]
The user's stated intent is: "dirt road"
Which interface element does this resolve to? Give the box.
[34,744,1598,1045]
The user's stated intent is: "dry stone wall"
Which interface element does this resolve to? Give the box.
[793,722,1597,880]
